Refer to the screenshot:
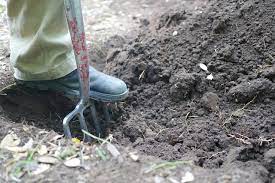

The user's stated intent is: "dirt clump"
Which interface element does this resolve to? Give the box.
[227,78,273,103]
[201,92,219,112]
[169,68,198,101]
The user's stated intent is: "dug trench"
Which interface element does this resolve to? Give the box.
[0,0,274,182]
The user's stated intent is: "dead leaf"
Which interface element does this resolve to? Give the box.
[38,145,48,155]
[31,164,51,175]
[38,156,59,165]
[5,138,33,153]
[181,171,194,183]
[50,134,64,142]
[106,144,120,158]
[64,158,81,168]
[0,133,20,149]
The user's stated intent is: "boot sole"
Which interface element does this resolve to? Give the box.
[16,81,129,102]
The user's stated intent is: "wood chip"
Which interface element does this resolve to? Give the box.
[64,158,81,168]
[106,144,121,158]
[31,164,51,175]
[38,156,59,165]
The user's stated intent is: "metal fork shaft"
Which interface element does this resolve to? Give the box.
[64,0,90,100]
[63,0,91,139]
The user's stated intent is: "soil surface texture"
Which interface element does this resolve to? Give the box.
[106,0,275,181]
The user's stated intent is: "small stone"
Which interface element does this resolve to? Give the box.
[201,92,219,112]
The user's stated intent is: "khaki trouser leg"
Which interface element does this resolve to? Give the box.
[7,0,76,81]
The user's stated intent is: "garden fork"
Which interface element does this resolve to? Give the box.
[63,0,110,140]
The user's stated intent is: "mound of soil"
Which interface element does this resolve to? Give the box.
[106,0,275,181]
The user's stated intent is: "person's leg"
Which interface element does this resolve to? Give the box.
[7,0,128,102]
[7,0,76,81]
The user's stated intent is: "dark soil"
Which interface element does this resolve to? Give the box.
[105,0,275,181]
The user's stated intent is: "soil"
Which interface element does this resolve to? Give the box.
[106,0,275,181]
[0,0,275,182]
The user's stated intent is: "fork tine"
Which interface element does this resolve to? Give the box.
[102,103,111,136]
[78,110,92,142]
[63,108,79,139]
[103,103,111,122]
[90,101,102,137]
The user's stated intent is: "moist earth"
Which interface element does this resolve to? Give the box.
[0,0,275,182]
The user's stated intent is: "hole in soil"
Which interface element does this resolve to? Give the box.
[0,89,118,139]
[0,90,71,133]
